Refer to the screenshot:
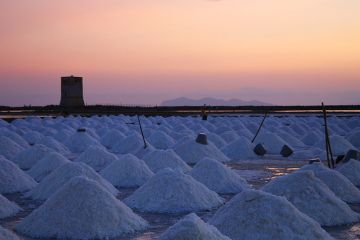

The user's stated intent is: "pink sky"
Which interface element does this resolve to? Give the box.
[0,0,359,106]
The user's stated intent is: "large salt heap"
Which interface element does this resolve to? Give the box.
[65,131,100,153]
[262,171,359,226]
[100,154,154,187]
[75,145,117,171]
[174,138,229,164]
[330,135,358,156]
[147,131,175,150]
[100,129,126,149]
[221,136,257,160]
[0,128,29,148]
[253,132,289,154]
[16,177,148,239]
[36,136,70,154]
[208,190,334,240]
[0,156,37,194]
[27,152,70,182]
[0,136,24,160]
[0,226,20,240]
[159,213,230,240]
[27,162,118,200]
[337,159,360,187]
[189,158,250,194]
[13,144,54,170]
[111,134,145,154]
[0,194,22,219]
[124,168,223,213]
[142,149,191,173]
[300,162,360,203]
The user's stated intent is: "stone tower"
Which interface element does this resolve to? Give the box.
[60,76,85,106]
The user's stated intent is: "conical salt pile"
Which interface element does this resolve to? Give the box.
[13,144,54,170]
[190,158,250,194]
[0,194,22,219]
[208,190,334,240]
[300,163,360,203]
[16,176,148,239]
[174,139,229,164]
[159,213,230,240]
[100,154,154,187]
[262,171,359,226]
[147,131,175,150]
[27,162,118,200]
[75,145,117,171]
[142,149,191,173]
[65,131,100,153]
[36,136,70,154]
[100,129,126,149]
[337,159,360,187]
[0,226,20,240]
[27,152,70,182]
[221,136,257,160]
[111,134,144,154]
[0,136,24,160]
[0,156,37,194]
[124,168,223,213]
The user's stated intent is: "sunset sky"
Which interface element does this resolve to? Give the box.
[0,0,359,106]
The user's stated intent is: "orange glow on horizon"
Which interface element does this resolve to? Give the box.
[0,0,359,105]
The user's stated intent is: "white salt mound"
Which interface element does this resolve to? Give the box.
[347,131,360,148]
[0,194,22,219]
[337,159,360,187]
[262,171,359,226]
[221,136,257,160]
[124,168,223,213]
[100,129,126,149]
[0,136,24,160]
[208,189,334,240]
[16,176,148,239]
[300,163,360,203]
[13,144,54,170]
[65,131,100,153]
[111,134,145,154]
[142,149,191,173]
[36,136,69,154]
[27,152,70,182]
[0,156,37,194]
[0,226,21,240]
[23,131,44,145]
[159,213,230,240]
[253,132,288,154]
[330,135,357,156]
[27,162,118,200]
[147,131,175,150]
[100,154,154,187]
[190,158,250,194]
[174,139,230,164]
[75,145,117,171]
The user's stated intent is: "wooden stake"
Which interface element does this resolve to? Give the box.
[137,115,147,149]
[251,112,268,143]
[322,102,334,168]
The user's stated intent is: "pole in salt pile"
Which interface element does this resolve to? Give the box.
[322,102,334,168]
[251,112,268,143]
[137,115,147,149]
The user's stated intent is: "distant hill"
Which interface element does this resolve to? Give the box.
[161,97,272,106]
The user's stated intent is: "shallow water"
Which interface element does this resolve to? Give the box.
[1,161,360,240]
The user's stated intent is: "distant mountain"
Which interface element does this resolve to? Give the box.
[161,97,272,106]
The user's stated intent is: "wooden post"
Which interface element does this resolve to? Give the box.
[251,112,268,143]
[137,115,147,149]
[322,102,334,168]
